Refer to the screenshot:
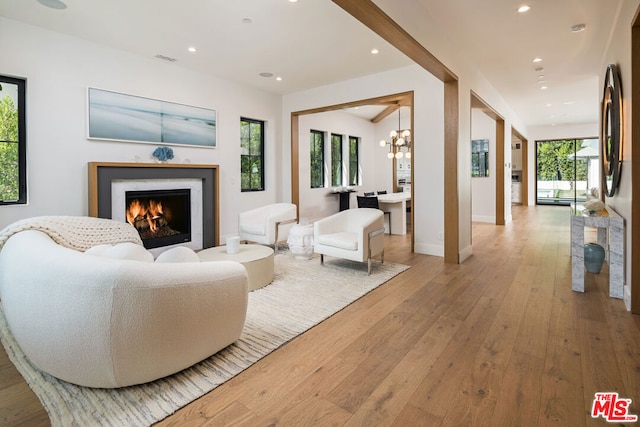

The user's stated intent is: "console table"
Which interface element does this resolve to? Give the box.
[331,189,356,211]
[570,203,624,298]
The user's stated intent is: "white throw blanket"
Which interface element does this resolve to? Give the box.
[0,216,142,252]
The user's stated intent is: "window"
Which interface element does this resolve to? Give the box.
[471,139,489,177]
[348,136,359,186]
[536,138,598,205]
[240,118,264,192]
[331,133,343,187]
[310,130,324,188]
[0,76,26,205]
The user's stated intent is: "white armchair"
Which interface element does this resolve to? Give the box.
[313,208,385,274]
[238,203,297,251]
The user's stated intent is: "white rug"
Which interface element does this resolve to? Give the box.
[0,253,409,426]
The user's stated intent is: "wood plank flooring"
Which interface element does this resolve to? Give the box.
[1,205,639,426]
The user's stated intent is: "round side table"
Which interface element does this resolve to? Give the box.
[287,224,314,260]
[198,244,274,291]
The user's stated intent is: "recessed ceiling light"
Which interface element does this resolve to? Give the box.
[546,103,552,107]
[37,0,67,9]
[276,76,282,81]
[533,57,543,63]
[188,47,197,53]
[535,67,544,73]
[242,18,253,24]
[517,5,530,13]
[259,72,274,78]
[563,101,575,105]
[537,75,545,80]
[289,0,298,2]
[540,86,548,90]
[371,48,379,55]
[571,24,586,33]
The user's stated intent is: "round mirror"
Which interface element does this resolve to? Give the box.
[600,64,623,197]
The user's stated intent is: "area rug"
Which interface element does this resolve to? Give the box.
[0,253,409,426]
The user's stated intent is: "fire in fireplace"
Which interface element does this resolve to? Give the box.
[125,189,191,249]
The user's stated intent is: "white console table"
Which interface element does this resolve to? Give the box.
[570,203,624,298]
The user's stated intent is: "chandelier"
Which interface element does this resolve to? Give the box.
[379,109,411,159]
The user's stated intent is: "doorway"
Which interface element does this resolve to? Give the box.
[290,92,415,253]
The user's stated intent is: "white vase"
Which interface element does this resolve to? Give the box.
[226,236,240,254]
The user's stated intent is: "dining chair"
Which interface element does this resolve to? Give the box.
[356,196,391,234]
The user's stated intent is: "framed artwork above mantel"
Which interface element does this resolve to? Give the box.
[87,88,217,148]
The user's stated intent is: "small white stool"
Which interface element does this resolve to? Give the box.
[198,244,274,291]
[287,223,314,260]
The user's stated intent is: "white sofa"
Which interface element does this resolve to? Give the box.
[0,216,248,388]
[238,203,297,251]
[313,208,385,274]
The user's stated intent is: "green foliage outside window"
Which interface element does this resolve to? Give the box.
[537,140,587,182]
[240,118,264,191]
[310,130,324,189]
[348,136,359,186]
[331,134,342,187]
[0,94,19,202]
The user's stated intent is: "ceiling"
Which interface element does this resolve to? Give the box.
[0,0,624,129]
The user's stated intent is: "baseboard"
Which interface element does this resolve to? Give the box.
[414,242,444,257]
[625,285,631,311]
[459,244,473,263]
[472,215,495,223]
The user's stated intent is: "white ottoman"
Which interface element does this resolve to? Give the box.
[198,244,274,291]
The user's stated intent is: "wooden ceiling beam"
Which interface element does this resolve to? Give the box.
[371,103,400,123]
[332,0,457,83]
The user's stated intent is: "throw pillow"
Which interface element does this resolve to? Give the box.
[96,242,154,262]
[155,246,200,263]
[85,244,113,256]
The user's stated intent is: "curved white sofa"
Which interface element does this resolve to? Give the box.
[0,216,248,388]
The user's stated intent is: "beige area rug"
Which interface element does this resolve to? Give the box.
[0,253,409,426]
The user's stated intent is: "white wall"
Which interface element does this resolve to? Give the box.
[283,65,446,257]
[0,17,283,241]
[471,109,496,223]
[599,0,640,309]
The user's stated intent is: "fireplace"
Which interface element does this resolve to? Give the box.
[88,162,219,253]
[125,188,191,249]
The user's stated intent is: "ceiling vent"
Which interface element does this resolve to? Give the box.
[154,54,177,63]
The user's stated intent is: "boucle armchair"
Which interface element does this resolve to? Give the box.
[0,216,248,388]
[238,203,297,251]
[313,208,385,274]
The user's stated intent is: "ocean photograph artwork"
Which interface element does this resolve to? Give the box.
[88,88,216,148]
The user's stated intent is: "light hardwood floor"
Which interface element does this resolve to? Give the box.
[2,205,639,426]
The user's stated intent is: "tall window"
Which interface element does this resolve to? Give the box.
[0,76,26,205]
[310,130,324,188]
[240,117,264,192]
[348,136,359,186]
[331,133,343,187]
